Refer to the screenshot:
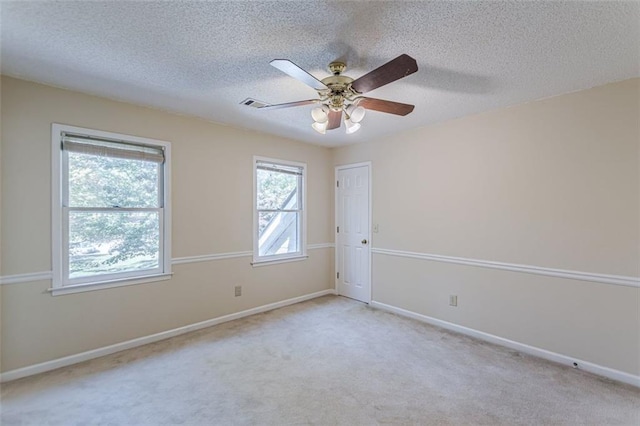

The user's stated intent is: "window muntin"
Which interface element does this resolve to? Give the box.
[53,124,171,290]
[254,158,306,263]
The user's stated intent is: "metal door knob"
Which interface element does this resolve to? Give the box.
[361,239,368,244]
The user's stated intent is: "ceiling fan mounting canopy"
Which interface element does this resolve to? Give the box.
[243,54,418,134]
[328,61,346,75]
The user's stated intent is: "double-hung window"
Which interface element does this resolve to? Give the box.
[52,124,171,295]
[253,157,306,264]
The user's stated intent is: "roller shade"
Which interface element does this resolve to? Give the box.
[62,133,165,163]
[257,161,303,176]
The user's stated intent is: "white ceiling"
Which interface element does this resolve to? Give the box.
[2,1,638,147]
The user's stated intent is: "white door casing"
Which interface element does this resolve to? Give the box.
[336,163,371,303]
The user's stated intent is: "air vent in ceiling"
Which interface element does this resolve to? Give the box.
[240,98,269,108]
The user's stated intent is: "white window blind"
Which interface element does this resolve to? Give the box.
[62,133,165,163]
[256,161,303,176]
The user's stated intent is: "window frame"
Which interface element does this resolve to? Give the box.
[252,156,307,266]
[51,124,172,295]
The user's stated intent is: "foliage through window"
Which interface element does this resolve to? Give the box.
[53,125,171,291]
[254,158,306,263]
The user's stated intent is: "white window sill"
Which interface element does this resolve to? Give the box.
[49,273,173,296]
[251,255,308,267]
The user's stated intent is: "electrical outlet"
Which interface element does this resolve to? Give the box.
[449,295,458,307]
[235,286,242,297]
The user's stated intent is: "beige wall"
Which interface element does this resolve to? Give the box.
[334,78,640,375]
[2,76,638,378]
[0,76,334,372]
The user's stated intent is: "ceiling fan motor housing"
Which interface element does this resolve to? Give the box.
[320,69,360,112]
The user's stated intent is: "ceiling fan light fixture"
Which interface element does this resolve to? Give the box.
[346,105,366,123]
[344,118,361,134]
[311,106,329,123]
[312,120,328,134]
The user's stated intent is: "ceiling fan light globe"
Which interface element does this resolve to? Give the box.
[312,121,328,134]
[345,119,361,134]
[311,107,329,123]
[346,105,366,123]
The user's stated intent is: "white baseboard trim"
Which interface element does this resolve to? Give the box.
[0,288,337,383]
[370,300,640,388]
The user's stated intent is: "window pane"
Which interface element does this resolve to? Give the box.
[68,152,159,208]
[258,210,276,235]
[258,211,299,256]
[257,168,298,210]
[68,211,160,279]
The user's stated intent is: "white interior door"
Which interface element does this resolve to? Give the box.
[336,164,370,303]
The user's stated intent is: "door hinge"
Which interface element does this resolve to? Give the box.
[337,272,339,279]
[337,226,339,233]
[337,180,339,188]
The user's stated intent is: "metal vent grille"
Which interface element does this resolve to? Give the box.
[240,98,269,108]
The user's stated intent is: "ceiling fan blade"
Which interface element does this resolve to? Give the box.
[351,54,418,94]
[327,110,342,130]
[358,97,415,116]
[258,99,319,110]
[270,59,328,91]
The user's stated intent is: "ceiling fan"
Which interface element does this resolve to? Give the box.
[242,54,418,134]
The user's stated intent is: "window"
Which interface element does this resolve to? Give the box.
[52,124,171,294]
[253,157,306,264]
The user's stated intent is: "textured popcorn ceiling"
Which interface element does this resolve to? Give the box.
[2,1,638,147]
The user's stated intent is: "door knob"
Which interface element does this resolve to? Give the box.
[361,239,368,244]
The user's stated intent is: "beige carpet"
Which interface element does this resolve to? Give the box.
[1,295,639,425]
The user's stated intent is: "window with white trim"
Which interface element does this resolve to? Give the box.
[253,157,306,264]
[52,124,171,293]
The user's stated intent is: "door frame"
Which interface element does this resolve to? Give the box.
[334,161,372,303]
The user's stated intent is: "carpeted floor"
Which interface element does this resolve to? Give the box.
[1,295,639,425]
